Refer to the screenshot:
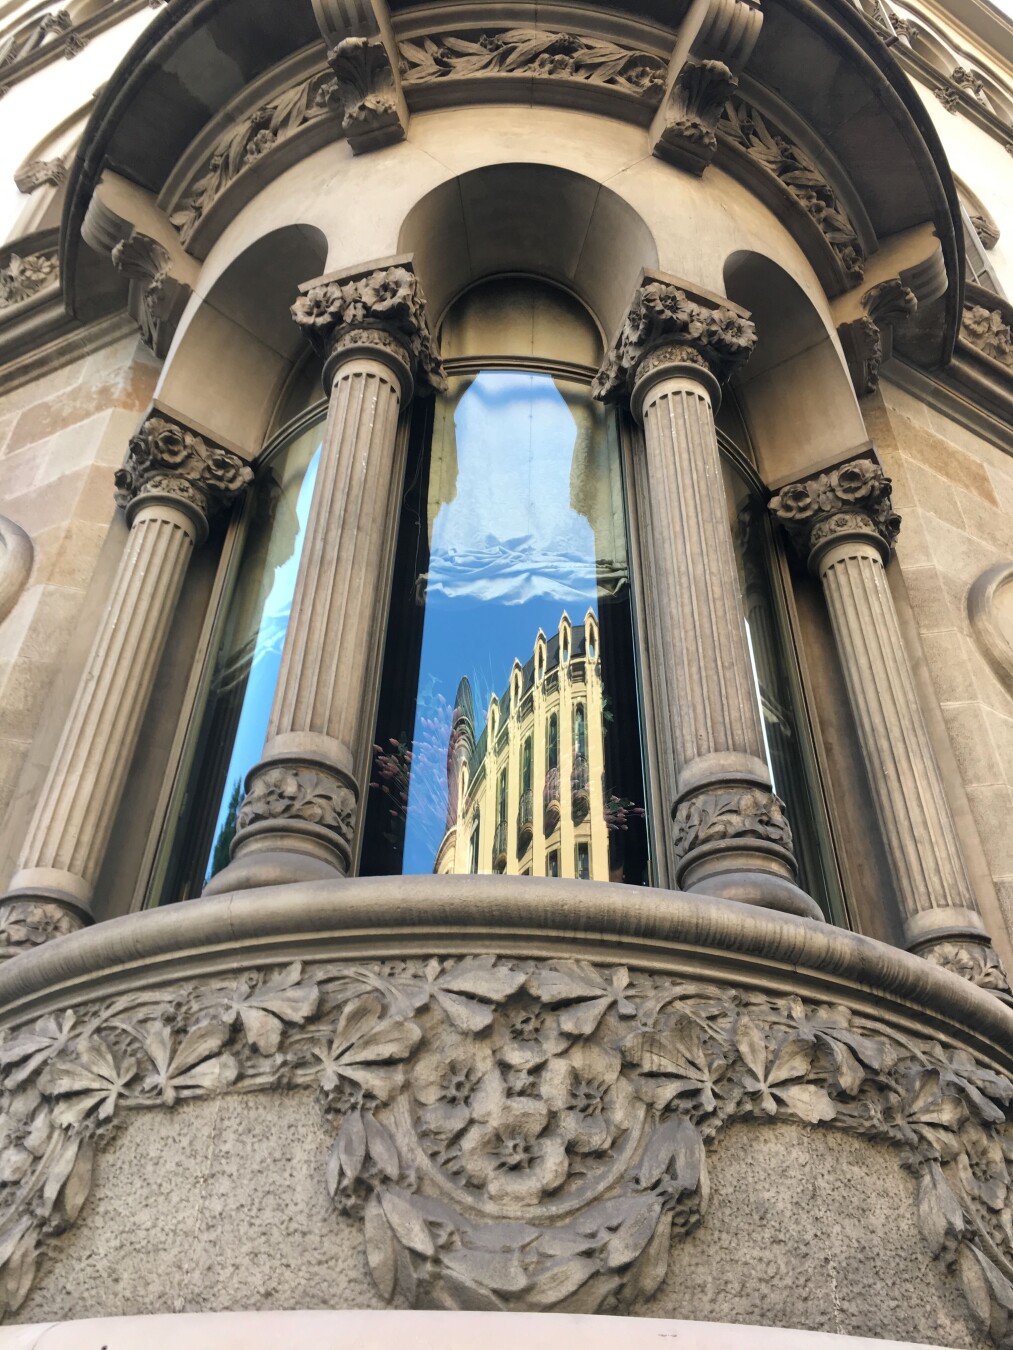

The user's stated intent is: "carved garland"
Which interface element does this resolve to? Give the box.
[2,955,1013,1338]
[400,29,667,99]
[717,96,866,285]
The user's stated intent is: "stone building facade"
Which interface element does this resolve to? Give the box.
[0,0,1012,1343]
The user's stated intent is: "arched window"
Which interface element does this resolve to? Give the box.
[359,277,650,883]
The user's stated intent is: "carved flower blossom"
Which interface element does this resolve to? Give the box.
[458,1099,568,1205]
[147,419,193,468]
[411,1038,494,1136]
[639,284,704,339]
[705,309,756,355]
[769,481,816,521]
[540,1042,636,1152]
[834,460,879,502]
[243,129,276,163]
[496,1003,569,1070]
[291,284,343,329]
[203,447,253,497]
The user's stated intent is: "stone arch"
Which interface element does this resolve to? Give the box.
[157,223,328,454]
[722,250,866,484]
[397,163,659,340]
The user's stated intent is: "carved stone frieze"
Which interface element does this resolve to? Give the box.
[962,304,1013,370]
[13,158,66,194]
[592,281,756,402]
[113,416,252,522]
[922,940,1012,994]
[400,29,666,100]
[717,97,865,285]
[769,458,901,561]
[234,764,357,862]
[110,232,192,359]
[291,264,445,392]
[3,954,1013,1337]
[653,60,738,175]
[672,787,793,860]
[0,250,58,310]
[328,36,406,154]
[169,70,340,247]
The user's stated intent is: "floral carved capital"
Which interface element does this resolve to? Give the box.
[593,281,756,403]
[291,264,445,393]
[673,787,793,860]
[3,955,1013,1336]
[769,458,900,563]
[113,416,252,523]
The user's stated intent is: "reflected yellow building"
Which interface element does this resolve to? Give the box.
[436,610,615,880]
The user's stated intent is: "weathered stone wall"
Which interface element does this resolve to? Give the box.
[0,335,158,886]
[871,381,1013,935]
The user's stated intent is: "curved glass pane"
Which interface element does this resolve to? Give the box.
[361,369,650,883]
[723,457,845,922]
[157,417,323,902]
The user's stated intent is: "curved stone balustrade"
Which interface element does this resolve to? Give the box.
[0,877,1011,1343]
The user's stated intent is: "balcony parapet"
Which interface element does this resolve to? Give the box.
[1,877,1011,1340]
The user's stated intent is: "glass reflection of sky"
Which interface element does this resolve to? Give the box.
[402,372,600,875]
[204,450,320,882]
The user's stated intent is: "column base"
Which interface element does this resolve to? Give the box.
[0,895,88,958]
[203,846,346,895]
[685,869,824,921]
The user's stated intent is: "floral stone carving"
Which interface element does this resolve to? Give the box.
[170,70,340,247]
[110,233,191,359]
[653,60,739,174]
[2,954,1013,1337]
[400,29,666,100]
[593,281,756,402]
[291,264,445,392]
[113,416,252,522]
[923,940,1011,993]
[233,764,357,863]
[769,457,901,561]
[328,36,406,154]
[717,96,865,285]
[672,787,793,860]
[962,304,1013,370]
[0,251,57,310]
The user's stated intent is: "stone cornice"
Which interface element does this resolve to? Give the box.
[769,457,901,564]
[593,277,756,404]
[291,260,445,394]
[113,414,252,528]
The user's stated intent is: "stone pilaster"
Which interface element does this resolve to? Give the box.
[0,415,251,956]
[205,261,444,894]
[595,278,820,920]
[770,457,1010,993]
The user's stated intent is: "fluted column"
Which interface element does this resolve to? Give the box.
[595,278,820,919]
[205,262,444,894]
[771,458,1010,993]
[0,416,251,955]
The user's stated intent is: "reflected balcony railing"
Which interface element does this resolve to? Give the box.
[518,790,534,851]
[543,767,560,835]
[571,754,590,824]
[493,820,508,873]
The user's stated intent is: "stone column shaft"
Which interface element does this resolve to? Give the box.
[206,261,443,893]
[771,459,1009,993]
[596,277,820,920]
[0,415,251,954]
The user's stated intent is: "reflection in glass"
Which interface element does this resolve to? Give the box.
[723,458,845,921]
[361,369,650,883]
[157,419,323,902]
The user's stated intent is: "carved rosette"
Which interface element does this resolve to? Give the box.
[113,416,252,531]
[327,36,406,154]
[962,304,1013,370]
[673,787,793,863]
[232,764,357,868]
[769,458,901,566]
[291,264,445,394]
[592,281,756,404]
[4,953,1013,1335]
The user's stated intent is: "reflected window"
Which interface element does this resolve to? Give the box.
[363,278,651,884]
[156,414,324,902]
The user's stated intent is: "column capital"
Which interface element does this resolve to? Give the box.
[114,414,252,539]
[769,456,901,569]
[592,277,756,411]
[291,259,445,397]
